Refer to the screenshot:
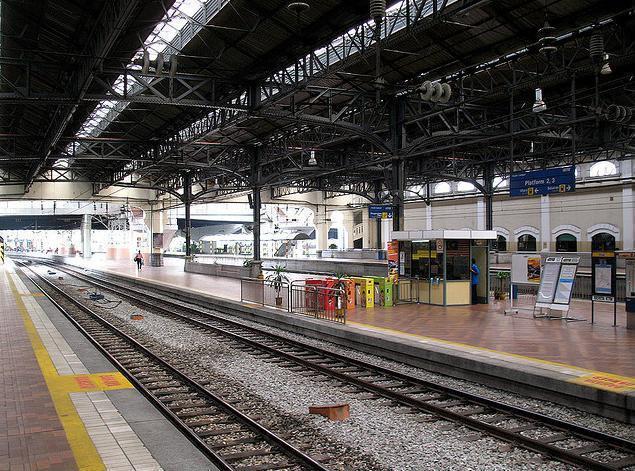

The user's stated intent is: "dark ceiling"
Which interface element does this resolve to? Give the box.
[0,0,633,208]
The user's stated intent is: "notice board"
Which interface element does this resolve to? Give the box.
[511,253,541,285]
[536,259,561,305]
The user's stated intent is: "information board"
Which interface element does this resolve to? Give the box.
[369,205,393,219]
[592,253,616,298]
[553,263,578,305]
[510,166,575,197]
[511,253,541,285]
[536,259,561,304]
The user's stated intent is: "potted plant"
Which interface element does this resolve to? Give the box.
[494,270,510,300]
[266,264,289,306]
[331,271,349,318]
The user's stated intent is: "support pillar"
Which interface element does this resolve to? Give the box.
[540,195,551,252]
[81,214,91,259]
[183,173,192,258]
[252,187,261,262]
[251,148,263,277]
[390,97,406,233]
[622,160,634,250]
[483,165,494,231]
[150,202,165,267]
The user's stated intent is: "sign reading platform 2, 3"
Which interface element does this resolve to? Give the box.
[510,166,576,197]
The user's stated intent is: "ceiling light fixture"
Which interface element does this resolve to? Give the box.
[307,150,318,166]
[600,53,612,75]
[532,88,546,113]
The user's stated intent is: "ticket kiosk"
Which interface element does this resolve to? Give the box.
[391,230,496,306]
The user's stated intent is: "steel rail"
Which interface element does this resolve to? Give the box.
[15,260,330,471]
[27,258,635,470]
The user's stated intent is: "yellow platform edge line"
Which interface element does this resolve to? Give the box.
[7,273,106,471]
[347,320,635,390]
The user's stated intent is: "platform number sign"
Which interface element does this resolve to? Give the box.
[510,166,576,197]
[368,205,394,219]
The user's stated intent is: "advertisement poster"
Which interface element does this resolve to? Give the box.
[553,264,577,305]
[527,257,541,283]
[153,233,164,250]
[388,241,399,279]
[626,260,635,297]
[537,261,561,304]
[594,264,613,294]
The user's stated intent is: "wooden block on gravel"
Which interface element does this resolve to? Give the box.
[130,314,144,320]
[309,403,350,421]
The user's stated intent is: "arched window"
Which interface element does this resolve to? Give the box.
[590,161,617,178]
[496,235,507,252]
[556,234,577,252]
[592,233,616,252]
[457,181,475,192]
[493,176,508,188]
[518,234,537,252]
[434,182,451,194]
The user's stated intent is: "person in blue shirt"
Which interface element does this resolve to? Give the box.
[470,258,480,304]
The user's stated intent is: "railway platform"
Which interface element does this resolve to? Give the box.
[15,254,635,423]
[0,261,217,471]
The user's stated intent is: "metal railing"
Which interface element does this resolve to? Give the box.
[290,281,347,324]
[489,270,626,302]
[240,279,346,324]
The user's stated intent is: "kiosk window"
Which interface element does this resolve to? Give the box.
[399,241,412,277]
[445,239,470,281]
[411,241,430,278]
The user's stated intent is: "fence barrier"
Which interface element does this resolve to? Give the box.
[489,270,626,302]
[240,278,346,324]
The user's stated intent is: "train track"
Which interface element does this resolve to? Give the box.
[20,258,635,470]
[15,260,329,471]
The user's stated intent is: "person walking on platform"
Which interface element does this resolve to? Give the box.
[134,250,144,271]
[470,258,480,305]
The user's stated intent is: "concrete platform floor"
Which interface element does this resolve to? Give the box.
[51,255,635,380]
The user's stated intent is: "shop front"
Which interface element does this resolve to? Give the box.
[391,230,496,306]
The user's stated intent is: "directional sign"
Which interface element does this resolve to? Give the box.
[510,166,576,197]
[369,204,394,219]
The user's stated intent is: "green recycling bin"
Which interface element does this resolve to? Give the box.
[369,276,394,307]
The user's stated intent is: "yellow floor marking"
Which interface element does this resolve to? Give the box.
[7,273,133,471]
[571,373,635,392]
[347,320,635,390]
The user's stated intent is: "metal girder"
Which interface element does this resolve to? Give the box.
[24,0,142,190]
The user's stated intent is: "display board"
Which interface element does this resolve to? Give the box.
[536,258,561,305]
[592,252,616,300]
[368,204,393,219]
[553,263,578,305]
[511,253,541,285]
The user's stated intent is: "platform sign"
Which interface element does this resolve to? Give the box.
[510,166,575,197]
[368,204,393,219]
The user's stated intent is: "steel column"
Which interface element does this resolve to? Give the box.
[183,173,192,257]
